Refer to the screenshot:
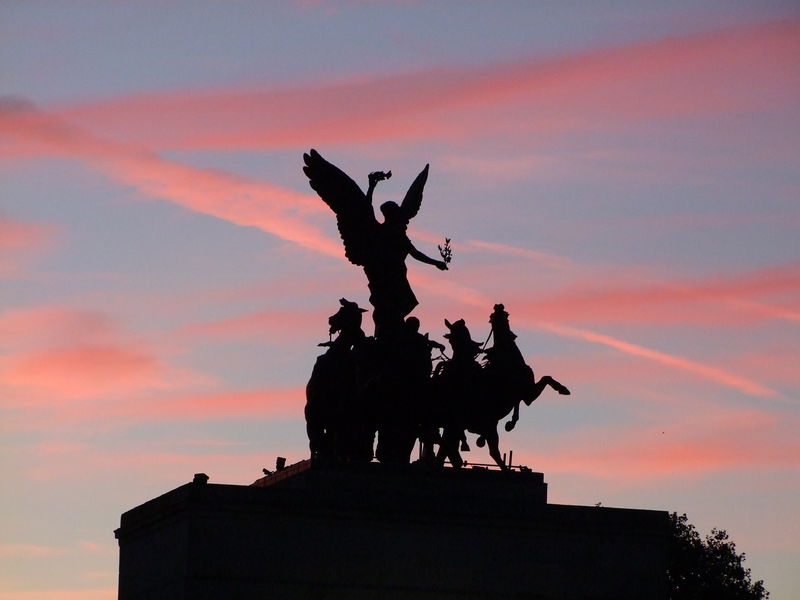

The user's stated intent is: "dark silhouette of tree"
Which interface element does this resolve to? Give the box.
[668,512,769,600]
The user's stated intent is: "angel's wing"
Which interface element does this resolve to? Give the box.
[399,164,429,224]
[303,149,378,266]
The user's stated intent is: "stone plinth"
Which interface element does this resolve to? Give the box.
[115,463,668,599]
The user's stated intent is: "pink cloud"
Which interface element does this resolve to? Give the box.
[1,344,166,399]
[106,387,303,421]
[0,102,341,259]
[0,544,60,559]
[530,436,799,481]
[512,409,798,481]
[465,239,573,270]
[45,19,800,151]
[2,39,791,402]
[22,442,307,485]
[0,589,115,600]
[505,261,800,326]
[0,306,116,352]
[0,217,53,251]
[0,215,58,277]
[177,306,331,341]
[408,266,782,398]
[0,305,212,402]
[4,385,304,430]
[532,321,776,397]
[723,347,800,388]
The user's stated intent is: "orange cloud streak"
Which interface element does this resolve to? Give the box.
[409,264,782,398]
[0,101,341,258]
[106,387,303,421]
[0,217,54,251]
[46,19,800,151]
[4,385,304,430]
[534,321,776,397]
[507,406,798,481]
[465,239,573,270]
[526,436,800,481]
[1,344,166,399]
[0,306,116,352]
[0,305,212,403]
[0,590,115,600]
[0,215,58,277]
[177,306,328,341]
[0,544,60,558]
[506,261,800,326]
[3,29,790,400]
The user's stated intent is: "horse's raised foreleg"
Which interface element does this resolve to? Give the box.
[545,375,570,396]
[523,377,549,406]
[524,375,570,406]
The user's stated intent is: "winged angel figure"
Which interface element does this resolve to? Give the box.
[303,149,448,339]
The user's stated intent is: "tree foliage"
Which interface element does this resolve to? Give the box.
[668,512,769,600]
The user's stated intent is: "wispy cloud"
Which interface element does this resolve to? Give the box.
[506,261,800,326]
[465,240,573,270]
[0,100,340,258]
[0,305,211,403]
[177,306,330,341]
[0,544,61,559]
[408,268,782,398]
[97,387,303,422]
[3,383,303,431]
[0,306,118,352]
[46,19,800,151]
[2,20,793,403]
[21,442,306,484]
[0,588,115,600]
[0,215,59,277]
[512,407,799,481]
[535,321,776,397]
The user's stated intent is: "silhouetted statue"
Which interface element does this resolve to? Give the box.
[372,316,446,466]
[300,152,571,472]
[303,149,448,339]
[403,317,446,464]
[430,306,570,470]
[483,304,569,435]
[305,298,373,463]
[433,318,484,469]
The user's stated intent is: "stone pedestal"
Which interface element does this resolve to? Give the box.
[115,463,668,599]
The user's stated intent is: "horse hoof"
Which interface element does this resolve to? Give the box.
[476,436,486,448]
[504,421,514,432]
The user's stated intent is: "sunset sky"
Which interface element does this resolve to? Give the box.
[2,1,799,598]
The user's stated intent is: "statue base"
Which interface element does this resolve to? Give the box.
[115,462,668,599]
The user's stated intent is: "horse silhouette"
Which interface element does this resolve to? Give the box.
[305,298,372,463]
[434,306,570,470]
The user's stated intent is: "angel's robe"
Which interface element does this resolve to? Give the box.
[362,222,418,334]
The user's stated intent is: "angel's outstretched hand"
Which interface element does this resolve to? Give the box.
[436,261,448,271]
